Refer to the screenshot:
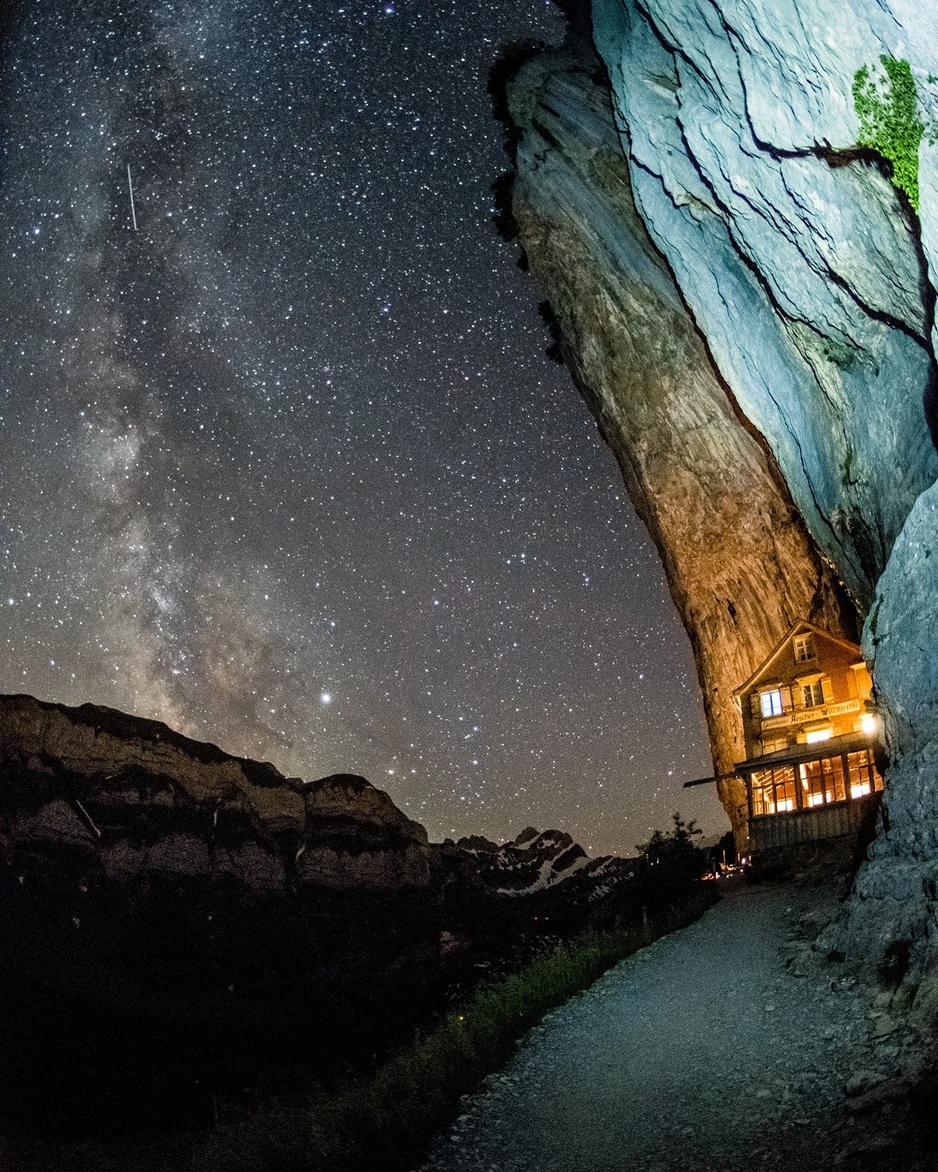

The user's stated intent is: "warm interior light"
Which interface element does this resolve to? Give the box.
[805,728,832,744]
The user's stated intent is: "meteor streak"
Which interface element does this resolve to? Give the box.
[127,163,137,231]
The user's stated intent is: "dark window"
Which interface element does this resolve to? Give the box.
[802,681,825,708]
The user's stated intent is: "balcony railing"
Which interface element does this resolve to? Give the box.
[760,698,861,731]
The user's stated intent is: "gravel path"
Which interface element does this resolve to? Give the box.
[420,881,928,1172]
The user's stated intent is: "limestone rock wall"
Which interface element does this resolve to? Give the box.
[592,0,938,607]
[828,124,938,1007]
[831,484,938,1000]
[508,43,856,842]
[506,2,938,984]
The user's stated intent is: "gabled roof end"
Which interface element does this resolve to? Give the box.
[733,620,863,698]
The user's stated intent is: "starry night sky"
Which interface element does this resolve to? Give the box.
[1,0,723,854]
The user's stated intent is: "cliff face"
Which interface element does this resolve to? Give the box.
[506,3,938,991]
[592,0,938,605]
[0,692,430,893]
[508,44,856,839]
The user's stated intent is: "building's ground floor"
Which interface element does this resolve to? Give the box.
[737,735,883,855]
[747,745,882,817]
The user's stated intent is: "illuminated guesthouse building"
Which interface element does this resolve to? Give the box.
[732,621,883,854]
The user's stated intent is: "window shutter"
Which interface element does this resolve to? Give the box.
[750,693,761,717]
[780,686,792,711]
[821,676,834,703]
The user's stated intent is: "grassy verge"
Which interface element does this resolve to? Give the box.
[194,888,717,1172]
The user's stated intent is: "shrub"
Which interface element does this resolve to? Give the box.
[635,812,706,898]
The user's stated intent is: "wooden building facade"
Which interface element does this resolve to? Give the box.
[732,621,883,854]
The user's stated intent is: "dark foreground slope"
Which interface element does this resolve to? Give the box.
[0,693,654,1138]
[0,693,438,1134]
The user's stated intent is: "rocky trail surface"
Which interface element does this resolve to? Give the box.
[420,880,935,1172]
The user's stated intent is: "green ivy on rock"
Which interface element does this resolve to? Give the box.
[853,56,923,212]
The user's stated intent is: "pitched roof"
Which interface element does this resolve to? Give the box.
[732,619,863,698]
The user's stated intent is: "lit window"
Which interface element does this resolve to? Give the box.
[760,689,783,718]
[805,727,832,744]
[750,766,796,815]
[793,634,816,662]
[751,771,774,815]
[847,748,883,798]
[799,756,846,806]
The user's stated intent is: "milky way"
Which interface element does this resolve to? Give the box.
[0,0,723,852]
